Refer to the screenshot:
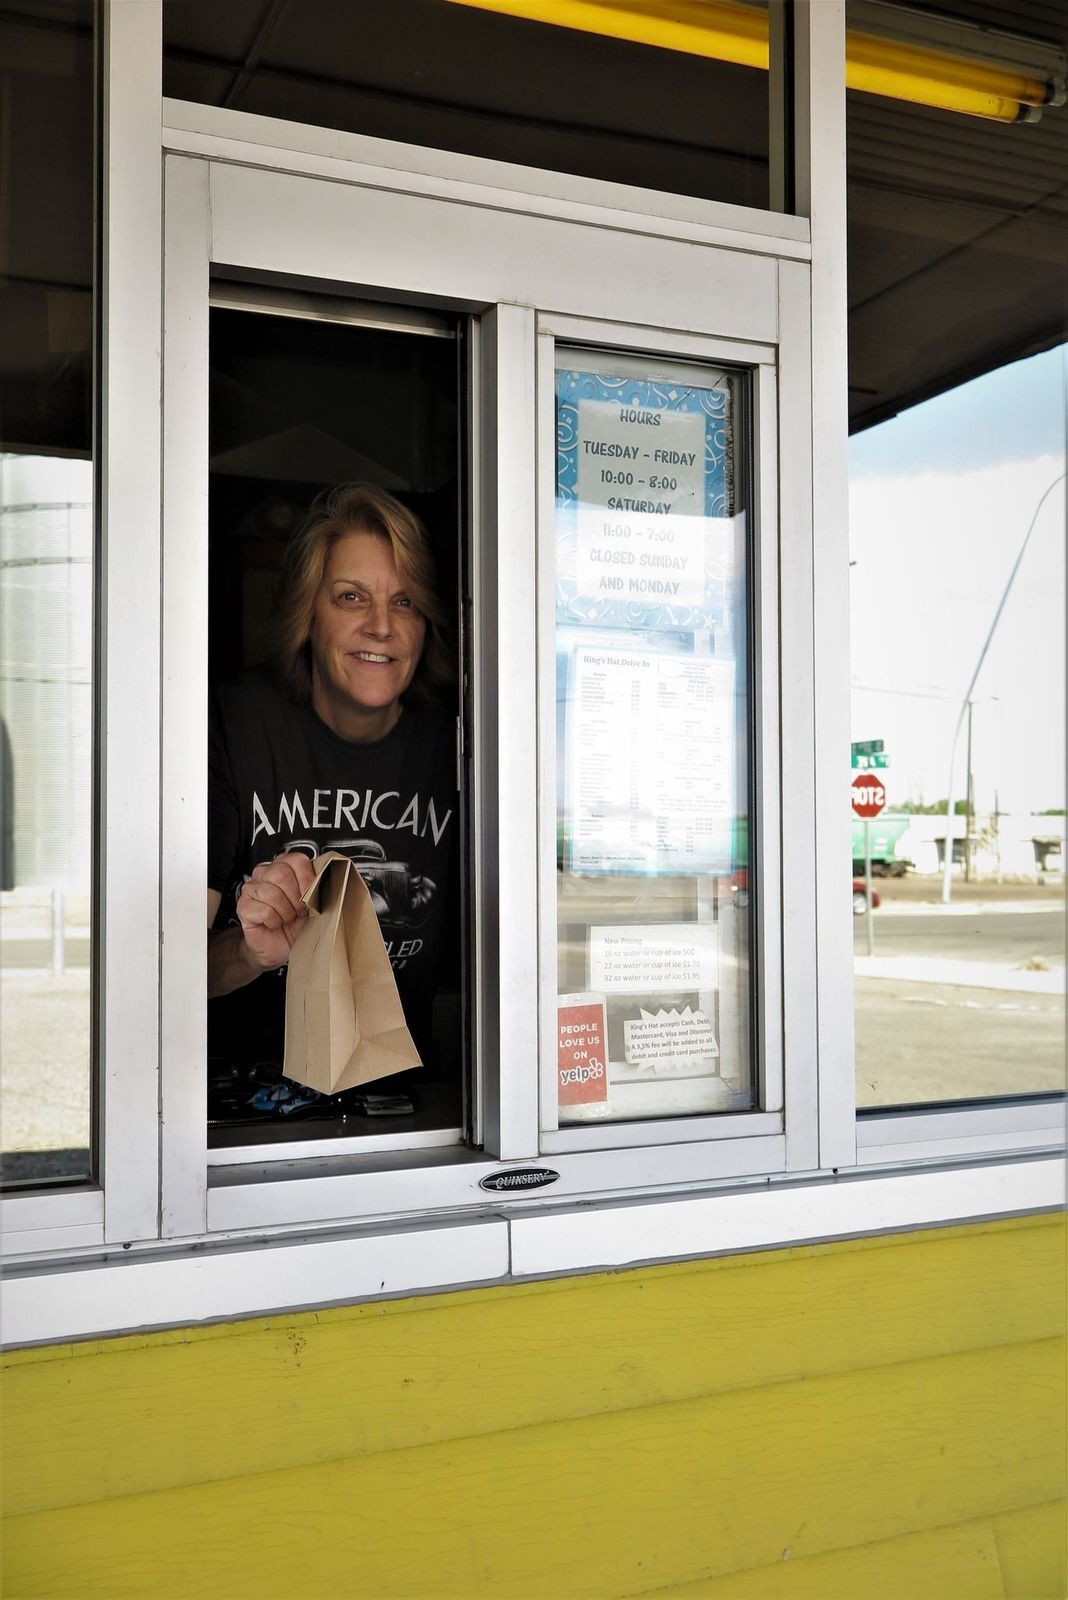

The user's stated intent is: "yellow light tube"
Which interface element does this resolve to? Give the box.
[447,0,771,70]
[445,0,1060,123]
[847,33,1051,121]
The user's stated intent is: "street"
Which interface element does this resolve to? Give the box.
[855,978,1063,1106]
[3,908,1062,974]
[853,887,1064,1105]
[0,881,1064,1160]
[0,969,92,1179]
[856,906,1064,965]
[1,936,90,969]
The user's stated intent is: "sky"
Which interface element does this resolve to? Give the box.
[848,345,1066,818]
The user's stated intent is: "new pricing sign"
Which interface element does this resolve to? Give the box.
[851,773,887,819]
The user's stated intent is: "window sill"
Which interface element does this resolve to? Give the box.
[856,1096,1066,1166]
[1,1151,1061,1349]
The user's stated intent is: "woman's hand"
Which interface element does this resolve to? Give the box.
[236,852,317,972]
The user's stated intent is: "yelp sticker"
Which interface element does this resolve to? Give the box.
[557,994,609,1106]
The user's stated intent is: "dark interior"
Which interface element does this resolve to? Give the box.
[161,0,772,210]
[207,301,465,1147]
[1,0,1062,452]
[845,5,1068,428]
[0,1,95,458]
[208,304,461,683]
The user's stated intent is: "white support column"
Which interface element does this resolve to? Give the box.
[99,0,165,1242]
[476,304,541,1161]
[792,1,857,1170]
[777,257,819,1171]
[160,155,211,1238]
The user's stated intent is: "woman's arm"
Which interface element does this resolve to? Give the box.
[207,894,268,999]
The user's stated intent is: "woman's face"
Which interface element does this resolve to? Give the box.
[308,530,426,738]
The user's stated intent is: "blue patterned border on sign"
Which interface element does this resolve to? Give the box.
[556,368,734,634]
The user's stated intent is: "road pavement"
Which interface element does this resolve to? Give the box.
[852,889,1064,1106]
[855,978,1063,1106]
[0,970,92,1177]
[1,937,90,970]
[856,907,1064,965]
[1,880,1064,1162]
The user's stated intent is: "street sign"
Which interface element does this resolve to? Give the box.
[851,773,887,819]
[851,738,884,756]
[852,752,889,769]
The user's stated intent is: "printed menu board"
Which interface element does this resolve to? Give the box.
[564,646,736,876]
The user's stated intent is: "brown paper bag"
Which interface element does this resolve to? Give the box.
[283,851,422,1094]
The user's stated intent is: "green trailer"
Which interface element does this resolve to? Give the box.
[852,813,912,877]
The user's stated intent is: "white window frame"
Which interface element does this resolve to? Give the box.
[1,0,164,1258]
[533,318,787,1156]
[2,3,1062,1321]
[153,137,808,1236]
[794,0,1066,1173]
[191,282,466,1182]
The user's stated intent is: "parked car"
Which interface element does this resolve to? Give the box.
[717,869,880,916]
[852,878,881,915]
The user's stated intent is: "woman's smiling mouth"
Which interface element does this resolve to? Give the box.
[351,650,393,663]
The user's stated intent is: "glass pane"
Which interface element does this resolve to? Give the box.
[847,47,1068,1110]
[0,2,95,1185]
[552,347,753,1127]
[164,0,772,210]
[849,348,1067,1108]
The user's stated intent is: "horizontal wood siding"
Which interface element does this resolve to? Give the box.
[2,1214,1065,1598]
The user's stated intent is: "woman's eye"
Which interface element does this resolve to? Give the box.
[393,595,412,609]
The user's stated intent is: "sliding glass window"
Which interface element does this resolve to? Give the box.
[550,347,754,1127]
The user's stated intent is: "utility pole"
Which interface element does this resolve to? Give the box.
[993,788,1002,883]
[941,471,1065,904]
[964,698,974,883]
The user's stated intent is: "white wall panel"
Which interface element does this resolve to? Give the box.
[208,164,780,343]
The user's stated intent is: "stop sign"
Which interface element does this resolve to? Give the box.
[851,773,886,819]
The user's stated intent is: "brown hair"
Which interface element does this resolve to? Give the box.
[275,482,452,708]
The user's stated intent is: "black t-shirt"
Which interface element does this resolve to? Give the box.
[208,668,457,1073]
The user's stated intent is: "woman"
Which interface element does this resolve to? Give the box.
[207,483,457,1113]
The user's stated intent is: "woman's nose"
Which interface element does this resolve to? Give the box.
[361,598,392,636]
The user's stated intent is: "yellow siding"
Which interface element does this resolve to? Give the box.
[2,1214,1065,1599]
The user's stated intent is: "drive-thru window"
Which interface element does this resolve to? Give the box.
[151,125,809,1240]
[1,0,1062,1335]
[2,8,1064,1597]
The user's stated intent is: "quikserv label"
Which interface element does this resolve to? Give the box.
[478,1168,561,1194]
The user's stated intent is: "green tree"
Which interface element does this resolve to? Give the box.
[894,799,969,815]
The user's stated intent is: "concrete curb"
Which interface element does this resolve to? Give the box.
[853,956,1065,994]
[875,901,1064,918]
